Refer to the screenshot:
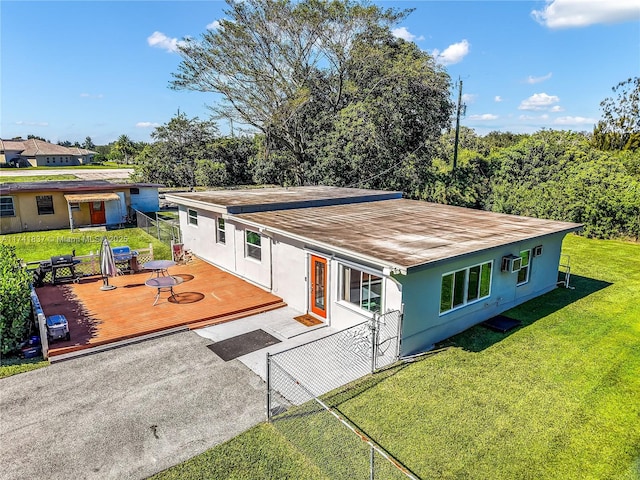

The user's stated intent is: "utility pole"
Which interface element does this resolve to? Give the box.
[453,78,463,170]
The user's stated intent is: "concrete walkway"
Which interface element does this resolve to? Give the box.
[0,331,266,480]
[194,306,366,383]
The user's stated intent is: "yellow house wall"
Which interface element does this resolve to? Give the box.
[1,190,132,233]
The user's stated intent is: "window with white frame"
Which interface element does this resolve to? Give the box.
[440,261,492,314]
[188,208,198,226]
[517,250,531,285]
[217,218,226,244]
[36,195,54,215]
[245,230,261,260]
[340,265,382,313]
[0,197,15,217]
[69,202,81,212]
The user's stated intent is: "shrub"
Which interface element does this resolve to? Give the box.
[0,245,33,355]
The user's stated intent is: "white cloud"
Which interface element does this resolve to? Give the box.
[207,20,221,30]
[554,116,596,125]
[518,92,560,110]
[136,122,160,128]
[16,120,49,126]
[392,27,424,42]
[550,105,565,112]
[469,114,499,121]
[80,93,104,99]
[147,31,182,53]
[432,39,470,65]
[532,0,640,28]
[494,96,503,102]
[526,72,552,84]
[462,93,477,103]
[518,114,550,121]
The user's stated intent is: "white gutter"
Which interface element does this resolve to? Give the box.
[164,194,227,215]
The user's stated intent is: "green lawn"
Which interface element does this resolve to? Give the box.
[1,164,125,170]
[0,356,48,378]
[0,174,79,183]
[152,234,640,480]
[0,227,171,262]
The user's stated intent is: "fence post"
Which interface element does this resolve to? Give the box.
[370,313,378,374]
[370,444,375,480]
[156,212,161,241]
[149,243,154,261]
[266,352,272,422]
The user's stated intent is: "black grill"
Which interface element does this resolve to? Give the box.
[50,255,78,284]
[51,255,74,266]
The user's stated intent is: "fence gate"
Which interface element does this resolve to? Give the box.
[373,309,402,371]
[266,308,415,479]
[135,209,181,246]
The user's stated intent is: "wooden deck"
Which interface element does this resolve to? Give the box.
[36,258,286,357]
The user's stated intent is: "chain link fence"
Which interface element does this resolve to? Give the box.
[267,310,416,479]
[135,209,181,246]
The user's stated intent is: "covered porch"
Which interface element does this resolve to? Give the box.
[64,192,125,231]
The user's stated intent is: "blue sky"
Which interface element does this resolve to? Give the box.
[1,0,639,145]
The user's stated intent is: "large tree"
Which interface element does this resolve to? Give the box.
[310,29,451,191]
[108,134,139,164]
[134,112,218,187]
[593,76,640,151]
[171,0,446,185]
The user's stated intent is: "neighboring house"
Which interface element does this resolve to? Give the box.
[0,138,96,167]
[0,180,162,233]
[167,186,582,356]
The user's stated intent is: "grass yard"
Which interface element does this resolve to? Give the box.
[152,234,640,480]
[0,174,79,183]
[0,227,171,262]
[0,356,48,378]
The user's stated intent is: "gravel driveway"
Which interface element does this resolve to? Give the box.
[0,331,266,479]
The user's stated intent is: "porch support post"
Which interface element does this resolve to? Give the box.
[67,201,74,232]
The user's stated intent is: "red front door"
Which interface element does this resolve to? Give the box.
[310,255,327,318]
[89,201,106,224]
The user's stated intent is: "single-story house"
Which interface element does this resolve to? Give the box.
[1,138,96,167]
[166,186,582,355]
[0,180,162,233]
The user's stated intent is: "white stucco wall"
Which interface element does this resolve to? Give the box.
[271,236,308,312]
[105,192,126,225]
[129,187,159,212]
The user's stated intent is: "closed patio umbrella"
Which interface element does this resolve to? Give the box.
[99,236,118,291]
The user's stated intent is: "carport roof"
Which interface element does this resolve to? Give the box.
[235,198,582,271]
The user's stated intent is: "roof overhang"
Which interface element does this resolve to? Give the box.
[64,193,121,203]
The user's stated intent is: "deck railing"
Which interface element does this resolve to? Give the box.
[24,244,155,282]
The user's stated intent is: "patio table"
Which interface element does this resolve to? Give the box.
[143,260,177,278]
[144,275,183,306]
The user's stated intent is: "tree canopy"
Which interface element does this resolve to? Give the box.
[593,76,640,151]
[172,0,452,185]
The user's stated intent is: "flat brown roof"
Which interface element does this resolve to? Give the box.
[0,180,162,194]
[236,199,582,271]
[166,186,401,214]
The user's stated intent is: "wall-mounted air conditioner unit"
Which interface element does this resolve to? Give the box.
[533,245,543,257]
[501,255,522,273]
